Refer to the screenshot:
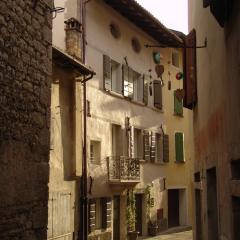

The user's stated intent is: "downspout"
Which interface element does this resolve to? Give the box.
[80,0,88,239]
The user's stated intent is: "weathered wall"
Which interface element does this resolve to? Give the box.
[189,0,240,239]
[0,0,52,239]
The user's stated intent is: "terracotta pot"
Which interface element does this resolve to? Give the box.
[128,231,139,240]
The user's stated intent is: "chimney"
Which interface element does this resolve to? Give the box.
[64,18,82,60]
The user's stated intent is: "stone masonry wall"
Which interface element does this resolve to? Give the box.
[0,0,52,239]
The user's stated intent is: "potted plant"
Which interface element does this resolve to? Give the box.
[126,189,139,240]
[148,220,159,236]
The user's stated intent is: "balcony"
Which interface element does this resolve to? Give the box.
[107,156,140,185]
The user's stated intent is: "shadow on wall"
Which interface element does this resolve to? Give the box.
[59,71,76,181]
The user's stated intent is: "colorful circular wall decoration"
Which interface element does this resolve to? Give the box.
[176,72,183,80]
[153,51,161,64]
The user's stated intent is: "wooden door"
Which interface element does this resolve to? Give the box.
[113,196,120,240]
[135,194,143,235]
[168,189,179,228]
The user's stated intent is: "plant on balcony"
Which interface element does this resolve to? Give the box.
[126,189,138,240]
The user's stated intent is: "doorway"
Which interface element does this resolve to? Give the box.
[195,189,202,240]
[168,189,179,227]
[207,167,219,240]
[113,196,120,240]
[135,194,143,235]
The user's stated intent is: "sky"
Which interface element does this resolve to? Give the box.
[135,0,188,34]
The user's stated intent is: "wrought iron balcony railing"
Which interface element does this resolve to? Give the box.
[107,156,140,183]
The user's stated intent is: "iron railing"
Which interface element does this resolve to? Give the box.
[107,156,140,182]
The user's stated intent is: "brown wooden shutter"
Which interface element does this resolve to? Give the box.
[150,132,156,162]
[174,90,183,116]
[163,134,169,163]
[88,199,96,233]
[156,133,163,163]
[143,75,148,105]
[103,55,111,91]
[143,130,150,161]
[153,80,162,110]
[184,29,197,109]
[101,197,112,229]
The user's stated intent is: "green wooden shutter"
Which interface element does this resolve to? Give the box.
[163,134,169,163]
[174,90,183,116]
[175,132,184,162]
[150,132,156,162]
[143,75,148,105]
[103,55,111,91]
[154,80,162,110]
[143,130,150,161]
[89,199,96,233]
[101,197,112,229]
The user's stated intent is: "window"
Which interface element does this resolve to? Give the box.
[123,65,134,99]
[231,159,240,180]
[174,90,183,116]
[90,140,101,164]
[110,22,121,39]
[134,128,143,159]
[112,124,123,157]
[88,198,112,233]
[133,72,143,102]
[143,131,169,163]
[175,132,184,162]
[172,51,180,68]
[103,55,122,94]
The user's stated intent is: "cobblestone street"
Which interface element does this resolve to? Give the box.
[143,230,193,240]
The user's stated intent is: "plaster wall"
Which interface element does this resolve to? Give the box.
[189,1,240,240]
[85,0,194,237]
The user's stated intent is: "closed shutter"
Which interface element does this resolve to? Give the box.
[89,199,96,233]
[143,130,150,161]
[175,132,184,162]
[103,55,111,91]
[184,29,197,109]
[156,133,163,163]
[174,90,183,116]
[163,134,169,162]
[143,75,148,105]
[150,132,156,162]
[101,197,112,229]
[153,80,162,110]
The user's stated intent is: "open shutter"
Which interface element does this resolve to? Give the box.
[175,132,184,162]
[150,132,156,163]
[153,80,162,110]
[163,134,169,162]
[174,90,183,116]
[89,199,96,233]
[143,75,148,105]
[184,29,197,109]
[101,197,112,229]
[143,130,150,161]
[129,126,134,158]
[103,55,111,91]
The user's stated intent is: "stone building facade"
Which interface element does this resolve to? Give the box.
[0,0,52,239]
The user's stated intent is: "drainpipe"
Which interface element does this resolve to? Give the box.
[80,0,88,239]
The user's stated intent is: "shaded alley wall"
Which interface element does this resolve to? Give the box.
[0,0,52,239]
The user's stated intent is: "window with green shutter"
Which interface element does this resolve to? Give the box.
[175,132,184,162]
[174,90,183,116]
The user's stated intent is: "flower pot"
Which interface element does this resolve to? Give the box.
[128,231,139,240]
[148,226,158,236]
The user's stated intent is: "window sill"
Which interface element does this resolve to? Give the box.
[173,113,184,117]
[175,161,185,164]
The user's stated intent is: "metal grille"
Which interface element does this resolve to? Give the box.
[107,156,140,181]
